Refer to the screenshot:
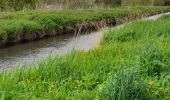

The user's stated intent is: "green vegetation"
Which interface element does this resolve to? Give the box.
[0,0,122,11]
[0,0,167,11]
[122,0,165,6]
[0,9,170,99]
[0,0,38,11]
[100,15,170,99]
[48,0,121,9]
[0,6,169,46]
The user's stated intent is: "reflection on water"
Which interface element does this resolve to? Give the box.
[0,29,105,71]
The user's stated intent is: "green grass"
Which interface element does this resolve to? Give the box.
[100,15,170,100]
[0,8,170,99]
[0,6,169,44]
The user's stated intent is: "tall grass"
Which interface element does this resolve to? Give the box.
[0,0,122,11]
[0,0,167,11]
[122,0,165,6]
[0,13,170,99]
[98,66,150,100]
[100,15,170,99]
[0,0,38,11]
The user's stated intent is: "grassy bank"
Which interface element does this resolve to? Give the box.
[0,6,170,47]
[0,10,170,99]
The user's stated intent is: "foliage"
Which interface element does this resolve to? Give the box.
[121,0,165,6]
[0,0,38,11]
[0,6,169,45]
[0,7,170,99]
[0,0,167,11]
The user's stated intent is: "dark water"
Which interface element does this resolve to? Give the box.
[0,30,104,70]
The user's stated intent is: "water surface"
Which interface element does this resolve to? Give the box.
[0,30,104,70]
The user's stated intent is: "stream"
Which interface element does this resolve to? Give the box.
[0,30,104,71]
[0,12,170,71]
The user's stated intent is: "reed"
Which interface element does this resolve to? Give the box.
[0,0,38,11]
[0,0,167,11]
[0,0,122,11]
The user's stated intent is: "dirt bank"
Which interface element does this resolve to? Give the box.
[0,17,116,48]
[0,8,169,48]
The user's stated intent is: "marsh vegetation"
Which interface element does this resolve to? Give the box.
[1,12,170,99]
[0,6,168,47]
[0,0,170,100]
[0,0,168,11]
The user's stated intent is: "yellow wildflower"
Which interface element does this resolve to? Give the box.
[95,96,99,100]
[148,80,154,86]
[107,72,111,75]
[74,86,78,90]
[80,50,87,55]
[96,81,100,84]
[50,84,55,89]
[134,81,139,85]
